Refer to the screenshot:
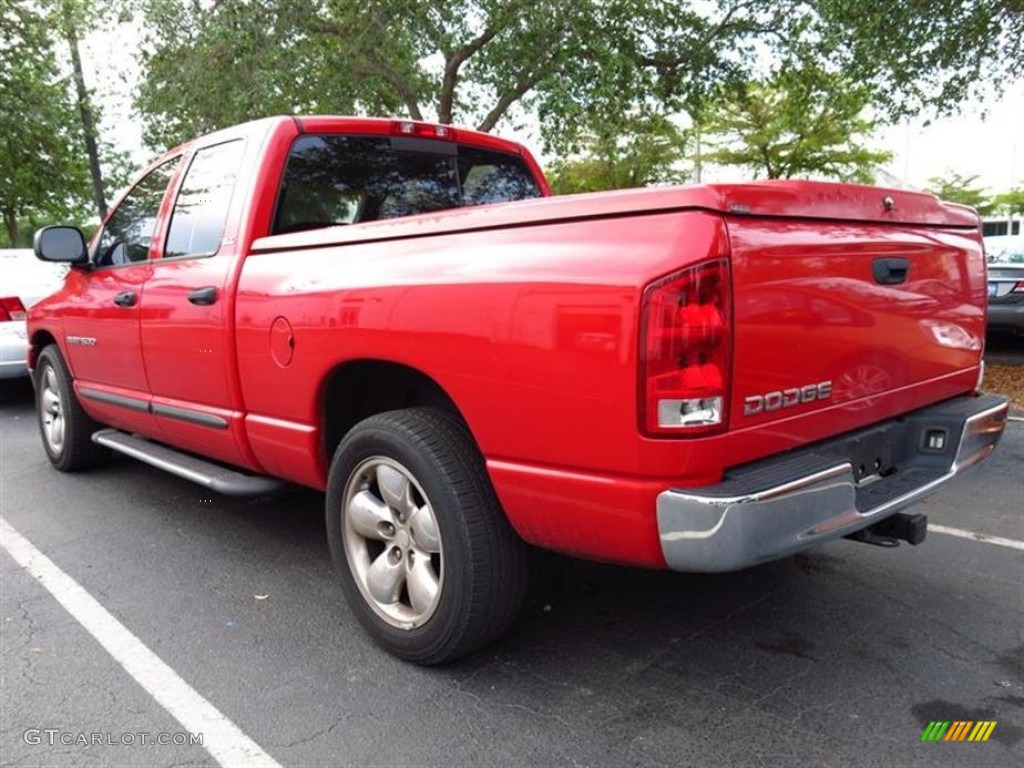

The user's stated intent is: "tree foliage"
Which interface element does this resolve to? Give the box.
[701,66,892,182]
[0,1,90,246]
[546,113,688,194]
[992,187,1024,217]
[131,0,1024,167]
[133,0,824,153]
[812,0,1024,120]
[136,0,627,149]
[537,0,810,156]
[925,172,995,215]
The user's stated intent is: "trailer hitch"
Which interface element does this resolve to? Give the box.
[846,512,928,548]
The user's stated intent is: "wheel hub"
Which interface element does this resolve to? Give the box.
[341,456,444,629]
[40,366,65,454]
[395,528,410,550]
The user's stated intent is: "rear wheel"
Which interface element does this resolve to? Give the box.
[326,408,528,664]
[34,345,110,471]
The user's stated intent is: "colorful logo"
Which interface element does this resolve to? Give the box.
[921,721,997,742]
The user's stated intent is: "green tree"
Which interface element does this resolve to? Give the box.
[53,0,112,218]
[133,0,814,153]
[136,0,634,149]
[926,173,995,215]
[992,187,1024,217]
[634,2,1023,124]
[129,1,1023,176]
[0,1,90,246]
[812,0,1024,119]
[546,112,688,194]
[136,0,328,150]
[701,66,892,182]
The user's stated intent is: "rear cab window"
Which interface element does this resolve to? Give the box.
[272,134,541,235]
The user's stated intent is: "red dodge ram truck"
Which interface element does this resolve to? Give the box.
[28,116,1008,663]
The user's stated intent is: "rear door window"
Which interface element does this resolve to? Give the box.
[272,135,541,235]
[164,140,246,258]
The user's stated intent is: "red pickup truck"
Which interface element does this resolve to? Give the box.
[29,116,1008,663]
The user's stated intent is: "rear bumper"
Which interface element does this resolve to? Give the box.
[0,322,29,379]
[657,394,1009,572]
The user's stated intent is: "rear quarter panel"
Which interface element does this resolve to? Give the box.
[235,210,728,490]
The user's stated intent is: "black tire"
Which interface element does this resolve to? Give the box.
[33,344,110,471]
[326,408,528,664]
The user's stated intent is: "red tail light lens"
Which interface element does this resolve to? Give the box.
[0,296,27,322]
[640,259,731,436]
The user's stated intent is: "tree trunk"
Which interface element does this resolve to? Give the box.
[64,19,107,219]
[694,124,703,183]
[3,210,17,247]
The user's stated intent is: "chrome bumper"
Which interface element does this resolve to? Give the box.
[657,394,1009,572]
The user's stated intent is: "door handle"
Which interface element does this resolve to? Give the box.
[113,290,137,307]
[872,257,910,285]
[187,286,217,305]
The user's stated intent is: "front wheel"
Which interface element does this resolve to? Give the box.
[33,345,110,471]
[326,408,528,664]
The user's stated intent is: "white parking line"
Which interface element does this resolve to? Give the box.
[0,517,281,768]
[931,523,1024,551]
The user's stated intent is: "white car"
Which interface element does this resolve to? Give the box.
[0,249,66,379]
[984,234,1024,263]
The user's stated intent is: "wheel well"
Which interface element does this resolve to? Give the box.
[322,360,466,461]
[29,331,58,371]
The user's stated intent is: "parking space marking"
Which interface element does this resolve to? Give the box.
[931,523,1024,551]
[0,517,281,768]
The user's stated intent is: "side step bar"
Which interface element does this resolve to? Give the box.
[92,429,285,496]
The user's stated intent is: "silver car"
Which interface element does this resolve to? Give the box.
[0,249,66,379]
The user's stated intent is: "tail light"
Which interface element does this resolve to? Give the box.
[0,297,27,322]
[640,259,731,436]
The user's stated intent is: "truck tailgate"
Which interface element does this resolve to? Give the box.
[726,213,986,445]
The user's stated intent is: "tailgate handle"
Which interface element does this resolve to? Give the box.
[872,257,910,285]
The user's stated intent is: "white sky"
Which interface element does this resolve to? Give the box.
[82,25,1024,197]
[875,85,1024,193]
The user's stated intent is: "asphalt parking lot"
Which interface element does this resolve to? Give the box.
[1,378,1022,768]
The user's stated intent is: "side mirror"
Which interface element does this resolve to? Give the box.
[34,226,88,264]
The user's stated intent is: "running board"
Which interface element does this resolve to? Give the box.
[91,429,285,496]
